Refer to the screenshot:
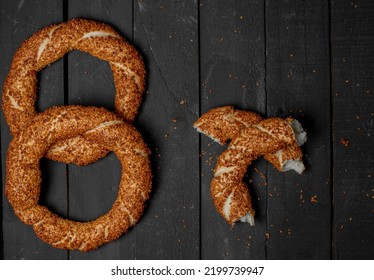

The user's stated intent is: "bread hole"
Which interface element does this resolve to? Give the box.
[36,51,116,113]
[68,152,121,222]
[39,152,121,222]
[67,51,115,111]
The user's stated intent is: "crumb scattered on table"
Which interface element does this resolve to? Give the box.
[311,195,318,204]
[340,138,350,147]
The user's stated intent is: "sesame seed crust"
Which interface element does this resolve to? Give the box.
[194,106,306,225]
[2,18,146,166]
[5,106,151,252]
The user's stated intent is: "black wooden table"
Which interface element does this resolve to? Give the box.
[1,0,373,260]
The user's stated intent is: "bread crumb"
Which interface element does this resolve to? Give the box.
[340,138,350,147]
[311,195,318,204]
[254,168,266,180]
[265,232,270,240]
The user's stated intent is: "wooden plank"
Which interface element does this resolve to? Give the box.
[265,0,331,259]
[0,0,67,259]
[66,0,134,259]
[133,0,200,259]
[199,0,267,259]
[331,0,374,259]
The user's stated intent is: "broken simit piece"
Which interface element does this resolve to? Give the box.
[194,106,307,226]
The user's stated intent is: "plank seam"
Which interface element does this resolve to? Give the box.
[264,0,269,260]
[132,0,136,259]
[63,0,70,260]
[328,0,335,260]
[197,0,202,261]
[0,120,3,259]
[132,0,134,42]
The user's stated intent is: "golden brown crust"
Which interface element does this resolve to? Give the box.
[194,106,303,171]
[193,106,262,144]
[6,106,151,251]
[2,18,146,166]
[195,107,306,225]
[212,118,299,224]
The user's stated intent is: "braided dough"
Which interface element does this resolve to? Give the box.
[194,106,307,225]
[2,18,146,166]
[5,106,151,251]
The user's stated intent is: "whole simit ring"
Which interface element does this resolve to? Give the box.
[5,106,152,252]
[2,18,146,166]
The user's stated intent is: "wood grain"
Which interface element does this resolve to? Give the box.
[133,0,200,259]
[265,0,332,259]
[66,0,136,260]
[0,0,67,259]
[331,0,374,260]
[199,0,267,259]
[1,0,373,260]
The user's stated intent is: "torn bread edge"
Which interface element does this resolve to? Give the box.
[238,119,307,226]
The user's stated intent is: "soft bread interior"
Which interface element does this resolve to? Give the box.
[290,119,307,146]
[282,159,305,174]
[194,125,223,144]
[281,119,307,174]
[239,212,255,226]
